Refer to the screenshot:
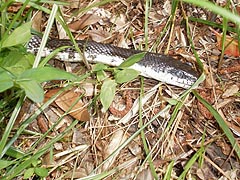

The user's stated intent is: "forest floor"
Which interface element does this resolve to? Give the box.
[4,0,240,179]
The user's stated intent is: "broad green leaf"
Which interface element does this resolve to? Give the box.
[23,168,34,179]
[6,146,25,159]
[165,98,178,105]
[100,79,117,112]
[0,160,14,170]
[1,22,32,48]
[119,52,146,68]
[0,51,34,75]
[18,67,78,83]
[92,63,108,72]
[115,68,140,84]
[17,80,44,102]
[34,167,48,177]
[31,159,39,167]
[0,68,14,92]
[96,70,107,81]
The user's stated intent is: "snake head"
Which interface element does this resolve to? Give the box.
[166,67,199,88]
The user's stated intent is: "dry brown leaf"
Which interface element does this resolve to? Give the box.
[87,29,110,42]
[64,168,88,179]
[136,168,154,180]
[211,28,240,57]
[215,139,232,156]
[197,90,214,119]
[45,88,90,122]
[102,129,128,170]
[42,152,56,167]
[175,26,187,47]
[162,0,171,16]
[219,62,240,74]
[44,106,72,131]
[87,29,111,42]
[7,2,30,12]
[109,91,133,118]
[68,14,101,32]
[110,14,127,33]
[37,115,49,133]
[222,85,239,98]
[66,0,80,9]
[15,99,37,128]
[81,82,94,97]
[236,6,240,15]
[53,142,63,151]
[32,11,42,32]
[55,90,90,122]
[44,88,62,103]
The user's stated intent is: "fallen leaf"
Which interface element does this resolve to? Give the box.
[55,89,90,122]
[211,28,240,57]
[54,142,63,151]
[109,90,133,118]
[64,168,87,179]
[87,29,111,42]
[222,85,239,98]
[136,168,154,180]
[102,129,128,170]
[197,90,214,119]
[37,115,49,133]
[110,14,127,33]
[219,62,240,74]
[45,88,90,122]
[7,2,30,12]
[66,0,80,9]
[32,11,42,32]
[68,14,101,32]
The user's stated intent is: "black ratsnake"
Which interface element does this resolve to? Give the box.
[27,35,199,88]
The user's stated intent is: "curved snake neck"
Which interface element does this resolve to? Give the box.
[27,35,199,88]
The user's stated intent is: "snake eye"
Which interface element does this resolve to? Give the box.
[176,71,184,78]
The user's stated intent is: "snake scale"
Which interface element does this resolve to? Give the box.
[27,35,199,88]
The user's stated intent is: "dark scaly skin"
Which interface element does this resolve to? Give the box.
[27,35,199,88]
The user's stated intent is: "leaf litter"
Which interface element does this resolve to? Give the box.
[11,0,240,179]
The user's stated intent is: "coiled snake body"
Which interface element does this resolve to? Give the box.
[27,35,199,88]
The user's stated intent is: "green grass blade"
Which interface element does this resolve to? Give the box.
[184,15,204,71]
[135,73,204,176]
[188,17,237,33]
[0,84,76,158]
[139,77,158,179]
[183,0,240,24]
[177,147,205,180]
[144,0,151,50]
[39,46,71,67]
[32,4,58,68]
[163,161,174,180]
[193,90,240,159]
[2,120,78,179]
[0,94,25,158]
[92,101,172,174]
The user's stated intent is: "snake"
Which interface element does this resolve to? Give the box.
[27,35,199,88]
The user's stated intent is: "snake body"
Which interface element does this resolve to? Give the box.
[27,35,199,88]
